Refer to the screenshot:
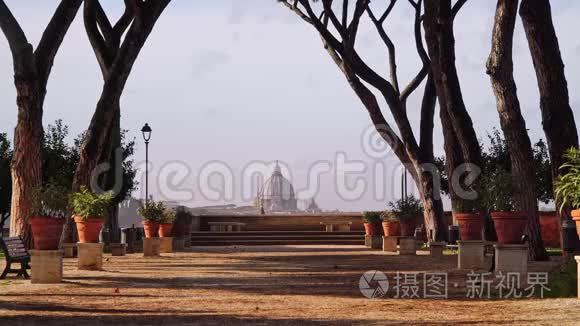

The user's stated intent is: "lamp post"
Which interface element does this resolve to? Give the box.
[141,123,152,204]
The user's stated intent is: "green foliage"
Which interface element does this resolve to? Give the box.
[31,183,70,219]
[380,210,397,222]
[481,167,516,212]
[160,208,176,224]
[0,133,12,216]
[362,211,382,223]
[388,195,423,221]
[554,147,580,211]
[175,206,194,224]
[437,129,553,212]
[137,201,165,221]
[70,186,113,219]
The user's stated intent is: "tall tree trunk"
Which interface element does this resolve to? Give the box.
[520,0,579,180]
[520,0,579,254]
[9,47,42,248]
[423,0,482,166]
[487,0,547,261]
[416,166,447,242]
[440,103,464,212]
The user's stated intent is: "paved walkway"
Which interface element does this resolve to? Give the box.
[0,245,577,325]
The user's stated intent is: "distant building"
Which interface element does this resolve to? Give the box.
[255,162,298,213]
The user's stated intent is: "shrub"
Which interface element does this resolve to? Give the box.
[362,211,382,223]
[380,210,397,222]
[388,196,422,221]
[137,201,165,221]
[160,208,176,224]
[481,167,516,212]
[31,183,70,219]
[555,147,580,212]
[70,186,113,219]
[175,206,194,224]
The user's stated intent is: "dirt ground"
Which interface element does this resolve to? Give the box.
[0,245,579,325]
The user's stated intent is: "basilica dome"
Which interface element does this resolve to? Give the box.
[256,162,297,212]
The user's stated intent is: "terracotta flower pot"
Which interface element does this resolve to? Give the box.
[399,219,417,237]
[29,216,66,250]
[454,213,483,241]
[382,221,400,237]
[539,211,560,247]
[143,220,160,238]
[571,210,580,239]
[159,223,174,237]
[491,211,528,244]
[363,222,382,236]
[74,216,104,244]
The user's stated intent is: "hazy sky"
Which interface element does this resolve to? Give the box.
[1,1,579,211]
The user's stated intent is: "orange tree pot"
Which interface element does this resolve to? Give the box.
[539,211,560,247]
[74,216,104,243]
[159,223,174,237]
[491,211,528,244]
[454,213,483,241]
[363,222,382,236]
[399,219,417,237]
[143,220,160,238]
[382,221,400,236]
[29,216,66,250]
[572,210,580,239]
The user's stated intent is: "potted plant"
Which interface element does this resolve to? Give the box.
[159,208,176,237]
[362,211,382,236]
[452,200,484,241]
[482,168,527,244]
[29,183,69,250]
[380,211,400,236]
[70,186,113,243]
[388,196,422,237]
[138,200,164,238]
[555,147,580,238]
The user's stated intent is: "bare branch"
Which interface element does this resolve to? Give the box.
[400,0,429,102]
[452,0,468,19]
[380,0,398,22]
[84,0,113,76]
[342,0,348,27]
[0,0,30,54]
[367,5,399,94]
[280,0,313,24]
[34,0,83,88]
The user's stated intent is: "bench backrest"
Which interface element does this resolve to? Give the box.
[0,237,29,260]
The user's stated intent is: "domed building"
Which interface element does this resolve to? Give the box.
[255,162,298,213]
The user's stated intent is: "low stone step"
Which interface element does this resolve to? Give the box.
[190,239,365,246]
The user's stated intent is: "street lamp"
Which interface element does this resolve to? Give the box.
[141,123,152,204]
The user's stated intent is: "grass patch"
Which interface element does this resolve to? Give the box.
[544,259,577,298]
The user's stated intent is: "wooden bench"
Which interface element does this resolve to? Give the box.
[208,222,246,232]
[0,236,30,279]
[320,221,352,232]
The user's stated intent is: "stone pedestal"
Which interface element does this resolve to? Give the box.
[365,235,382,249]
[383,236,398,252]
[458,240,486,270]
[143,238,161,257]
[29,250,63,284]
[173,238,185,251]
[110,243,127,256]
[62,243,76,258]
[398,237,416,255]
[77,243,104,270]
[429,242,446,258]
[494,244,528,276]
[160,237,173,253]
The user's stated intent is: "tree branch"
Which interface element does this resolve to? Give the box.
[367,4,399,94]
[84,0,113,77]
[400,0,429,103]
[452,0,468,19]
[0,0,30,57]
